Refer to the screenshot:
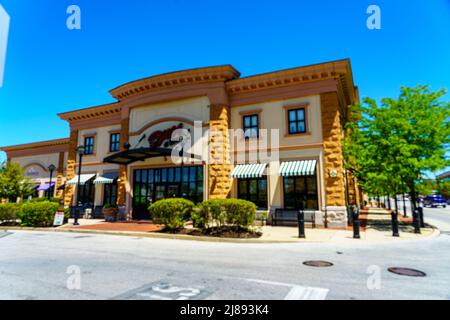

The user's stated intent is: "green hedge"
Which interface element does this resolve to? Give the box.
[0,203,22,224]
[18,202,59,227]
[30,197,63,204]
[148,198,194,231]
[196,199,256,229]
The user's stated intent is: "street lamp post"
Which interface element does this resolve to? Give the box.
[74,145,85,226]
[47,164,56,200]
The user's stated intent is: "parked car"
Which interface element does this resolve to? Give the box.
[423,194,447,208]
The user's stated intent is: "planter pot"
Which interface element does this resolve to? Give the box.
[102,208,118,222]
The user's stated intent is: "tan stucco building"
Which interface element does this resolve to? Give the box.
[1,59,361,227]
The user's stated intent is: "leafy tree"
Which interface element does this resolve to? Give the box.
[416,179,437,196]
[437,179,450,199]
[344,85,450,209]
[0,162,36,202]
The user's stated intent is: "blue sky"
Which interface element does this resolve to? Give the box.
[0,0,449,175]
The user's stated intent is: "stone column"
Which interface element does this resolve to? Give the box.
[320,92,347,227]
[55,152,65,198]
[208,104,232,199]
[117,117,129,207]
[64,129,78,206]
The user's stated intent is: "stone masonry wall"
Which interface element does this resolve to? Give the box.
[56,151,65,198]
[64,129,78,206]
[320,92,347,226]
[208,104,232,199]
[117,117,129,206]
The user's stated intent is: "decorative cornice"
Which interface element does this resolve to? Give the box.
[58,103,121,122]
[226,59,357,107]
[109,65,240,101]
[0,138,69,153]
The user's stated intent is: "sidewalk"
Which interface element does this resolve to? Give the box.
[1,209,438,244]
[50,210,438,243]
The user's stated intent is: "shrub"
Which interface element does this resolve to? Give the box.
[0,203,22,224]
[197,199,256,229]
[18,201,59,227]
[148,198,194,231]
[30,197,63,204]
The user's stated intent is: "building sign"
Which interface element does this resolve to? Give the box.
[25,167,40,177]
[53,212,65,226]
[148,123,183,149]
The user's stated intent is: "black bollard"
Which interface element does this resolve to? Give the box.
[413,209,421,234]
[353,209,361,239]
[298,210,305,238]
[418,207,425,228]
[391,210,399,237]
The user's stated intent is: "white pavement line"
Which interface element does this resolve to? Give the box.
[246,278,329,300]
[284,286,329,300]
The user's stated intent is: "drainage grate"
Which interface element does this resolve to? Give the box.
[303,261,334,267]
[388,267,426,277]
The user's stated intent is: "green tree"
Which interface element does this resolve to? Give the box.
[416,179,437,196]
[344,85,450,209]
[437,179,450,199]
[0,162,36,202]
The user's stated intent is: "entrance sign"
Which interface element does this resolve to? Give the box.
[148,123,183,148]
[53,212,65,226]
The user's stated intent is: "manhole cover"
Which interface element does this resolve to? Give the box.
[388,267,426,277]
[303,261,334,267]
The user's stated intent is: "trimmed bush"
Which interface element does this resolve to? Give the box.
[30,197,63,204]
[0,203,22,224]
[148,198,194,231]
[18,201,59,227]
[196,199,256,229]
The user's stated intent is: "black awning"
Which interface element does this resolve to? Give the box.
[103,147,201,165]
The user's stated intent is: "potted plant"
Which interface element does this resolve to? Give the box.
[102,204,118,222]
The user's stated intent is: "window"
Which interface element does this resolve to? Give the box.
[77,181,95,207]
[238,177,267,209]
[110,133,120,152]
[44,185,55,199]
[103,183,118,206]
[283,175,318,210]
[132,166,204,219]
[243,114,259,139]
[288,108,306,134]
[84,136,95,155]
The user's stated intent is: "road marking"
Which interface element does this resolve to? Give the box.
[284,286,329,300]
[246,278,329,300]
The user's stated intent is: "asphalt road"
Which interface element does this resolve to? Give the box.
[0,206,449,300]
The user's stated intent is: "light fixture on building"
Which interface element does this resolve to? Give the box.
[329,169,338,178]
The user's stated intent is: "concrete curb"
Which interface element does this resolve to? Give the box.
[0,224,442,244]
[0,226,297,244]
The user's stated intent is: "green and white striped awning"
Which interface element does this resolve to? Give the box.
[94,172,119,185]
[232,163,267,179]
[279,160,317,177]
[66,174,96,186]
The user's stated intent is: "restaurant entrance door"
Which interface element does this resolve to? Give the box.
[132,166,203,220]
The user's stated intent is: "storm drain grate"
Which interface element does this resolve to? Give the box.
[303,261,334,268]
[388,267,426,277]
